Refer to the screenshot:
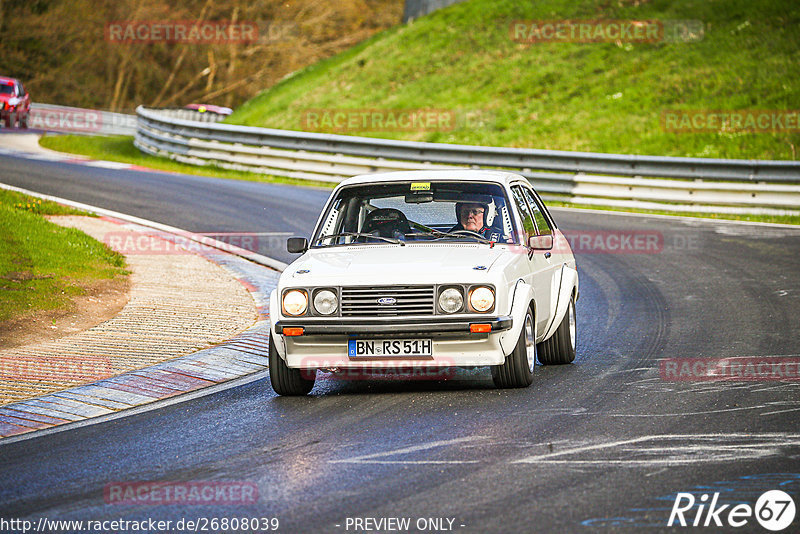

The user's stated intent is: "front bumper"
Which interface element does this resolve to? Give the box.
[275,316,512,335]
[275,316,513,368]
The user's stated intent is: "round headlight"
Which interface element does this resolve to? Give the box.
[313,289,338,315]
[470,286,495,312]
[438,288,464,314]
[283,290,308,316]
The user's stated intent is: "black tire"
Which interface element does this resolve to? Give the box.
[20,112,29,129]
[537,296,576,365]
[268,332,315,395]
[492,307,535,388]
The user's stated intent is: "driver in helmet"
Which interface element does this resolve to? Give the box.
[451,202,503,242]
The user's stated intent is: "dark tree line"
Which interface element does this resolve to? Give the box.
[0,0,402,111]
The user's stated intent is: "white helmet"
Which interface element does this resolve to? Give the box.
[485,198,497,226]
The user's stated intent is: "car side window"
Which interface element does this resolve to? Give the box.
[521,187,552,235]
[511,186,536,241]
[17,82,25,96]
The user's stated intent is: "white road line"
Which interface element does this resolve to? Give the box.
[539,406,772,417]
[334,460,481,465]
[512,436,650,463]
[330,436,487,464]
[513,433,800,465]
[760,407,800,416]
[83,160,133,169]
[326,433,800,467]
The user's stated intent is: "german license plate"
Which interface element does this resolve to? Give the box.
[348,338,433,358]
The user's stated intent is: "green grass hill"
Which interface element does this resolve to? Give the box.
[228,0,800,160]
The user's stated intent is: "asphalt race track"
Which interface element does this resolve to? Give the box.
[1,152,799,533]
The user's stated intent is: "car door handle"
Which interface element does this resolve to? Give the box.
[544,252,551,259]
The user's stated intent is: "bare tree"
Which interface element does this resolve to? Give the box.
[0,0,403,111]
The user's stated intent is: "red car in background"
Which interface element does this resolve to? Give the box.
[0,76,31,128]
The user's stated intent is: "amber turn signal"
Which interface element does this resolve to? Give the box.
[283,327,305,336]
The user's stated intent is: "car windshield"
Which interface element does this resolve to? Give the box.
[0,85,14,95]
[312,180,520,247]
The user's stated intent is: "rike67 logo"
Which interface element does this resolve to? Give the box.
[668,490,795,530]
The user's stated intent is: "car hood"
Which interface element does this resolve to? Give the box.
[283,244,508,286]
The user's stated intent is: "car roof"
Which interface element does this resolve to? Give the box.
[338,169,526,188]
[0,77,20,85]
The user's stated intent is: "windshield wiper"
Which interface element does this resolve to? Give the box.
[448,232,493,244]
[405,229,450,239]
[407,230,493,244]
[314,232,405,246]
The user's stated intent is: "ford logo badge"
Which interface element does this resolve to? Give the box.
[377,297,397,305]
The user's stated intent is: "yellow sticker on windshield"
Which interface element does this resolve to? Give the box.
[410,182,431,191]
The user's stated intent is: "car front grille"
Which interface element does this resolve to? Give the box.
[340,286,435,317]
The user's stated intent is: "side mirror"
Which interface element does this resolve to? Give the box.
[528,234,553,250]
[287,237,308,253]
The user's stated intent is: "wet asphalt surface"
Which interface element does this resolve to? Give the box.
[1,153,799,533]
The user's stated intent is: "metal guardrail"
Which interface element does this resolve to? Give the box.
[135,106,800,215]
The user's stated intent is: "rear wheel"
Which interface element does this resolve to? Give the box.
[537,296,576,365]
[492,308,535,388]
[269,332,315,395]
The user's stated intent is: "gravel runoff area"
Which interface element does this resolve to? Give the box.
[0,215,259,406]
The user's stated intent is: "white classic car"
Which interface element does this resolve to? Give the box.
[268,170,578,395]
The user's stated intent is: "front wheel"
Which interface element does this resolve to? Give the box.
[268,332,315,395]
[492,308,535,388]
[537,296,576,365]
[19,112,29,129]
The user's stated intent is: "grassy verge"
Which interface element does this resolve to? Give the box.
[0,189,128,322]
[38,134,798,225]
[39,134,336,189]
